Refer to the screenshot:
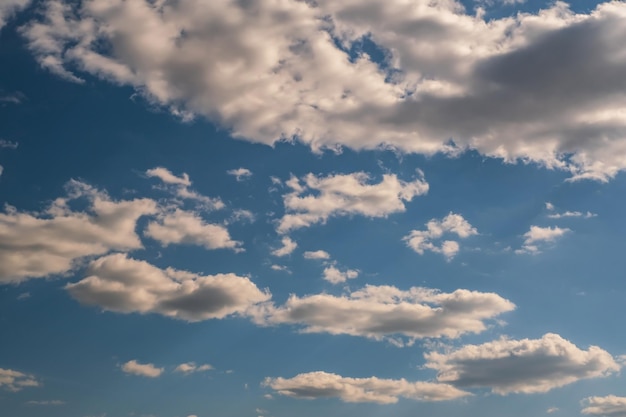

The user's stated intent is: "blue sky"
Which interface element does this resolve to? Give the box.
[1,1,626,416]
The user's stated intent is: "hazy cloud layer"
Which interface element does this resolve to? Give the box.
[0,180,157,283]
[264,371,470,404]
[425,333,621,394]
[404,213,477,260]
[66,253,271,321]
[582,395,626,416]
[278,172,428,233]
[21,0,626,180]
[263,284,514,345]
[0,368,39,392]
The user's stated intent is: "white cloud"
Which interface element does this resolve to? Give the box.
[0,180,157,283]
[278,172,428,233]
[545,202,555,211]
[66,253,271,321]
[262,285,514,345]
[322,265,359,284]
[0,0,30,29]
[174,362,213,374]
[146,167,224,210]
[404,213,478,260]
[516,225,570,254]
[271,237,297,257]
[227,168,253,181]
[145,209,243,252]
[270,264,290,273]
[548,210,596,219]
[26,400,65,405]
[546,407,559,414]
[303,250,331,260]
[0,368,39,392]
[21,1,626,181]
[264,371,469,404]
[582,395,626,416]
[121,360,163,378]
[229,209,255,224]
[0,139,19,149]
[424,333,621,394]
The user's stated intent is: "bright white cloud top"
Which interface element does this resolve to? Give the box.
[121,360,164,378]
[517,225,571,254]
[582,395,626,416]
[404,213,478,259]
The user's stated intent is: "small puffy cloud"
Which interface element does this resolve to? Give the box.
[0,0,30,29]
[145,209,243,252]
[545,202,555,211]
[270,264,290,273]
[227,168,253,181]
[424,333,621,395]
[146,167,223,210]
[121,360,163,378]
[516,226,570,254]
[229,209,255,224]
[582,395,626,416]
[303,250,330,260]
[264,371,469,404]
[174,362,213,374]
[66,253,271,322]
[278,172,428,233]
[0,180,157,283]
[404,213,478,260]
[546,407,559,414]
[271,237,297,257]
[263,285,514,345]
[322,265,358,284]
[0,368,39,392]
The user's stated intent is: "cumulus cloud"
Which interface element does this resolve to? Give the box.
[66,253,271,321]
[0,180,157,283]
[264,371,469,404]
[582,395,626,416]
[227,168,253,181]
[121,360,163,378]
[424,333,621,394]
[271,237,297,257]
[322,265,359,284]
[270,264,290,273]
[404,213,478,260]
[516,225,570,254]
[146,167,224,210]
[303,250,331,260]
[0,368,39,392]
[145,209,243,252]
[262,284,514,345]
[174,362,213,374]
[0,0,30,29]
[278,172,428,233]
[21,0,626,181]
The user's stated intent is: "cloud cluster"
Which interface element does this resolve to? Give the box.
[278,172,428,233]
[404,213,477,260]
[145,209,243,252]
[425,333,621,394]
[121,360,163,378]
[0,180,157,283]
[545,203,596,219]
[0,368,39,392]
[516,225,570,254]
[582,395,626,416]
[66,253,271,321]
[264,371,469,404]
[264,284,514,345]
[0,0,30,29]
[271,237,297,257]
[322,265,359,284]
[20,0,626,180]
[227,168,252,182]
